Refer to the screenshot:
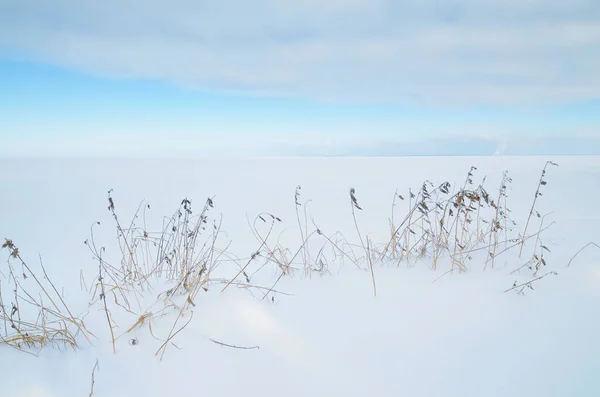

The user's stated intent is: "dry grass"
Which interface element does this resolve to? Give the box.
[374,164,559,279]
[1,239,93,355]
[567,241,600,267]
[519,161,559,257]
[1,162,563,356]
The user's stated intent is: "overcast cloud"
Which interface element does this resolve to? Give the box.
[1,0,600,106]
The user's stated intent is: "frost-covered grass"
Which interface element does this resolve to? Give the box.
[1,156,599,397]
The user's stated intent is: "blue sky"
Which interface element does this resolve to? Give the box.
[1,0,599,156]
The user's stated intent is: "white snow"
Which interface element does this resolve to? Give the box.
[1,156,599,397]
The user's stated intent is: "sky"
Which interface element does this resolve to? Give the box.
[1,0,599,157]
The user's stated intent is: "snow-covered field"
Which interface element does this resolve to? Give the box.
[1,156,599,397]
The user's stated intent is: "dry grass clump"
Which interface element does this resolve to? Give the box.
[1,239,92,355]
[378,166,513,271]
[375,164,558,277]
[83,191,227,356]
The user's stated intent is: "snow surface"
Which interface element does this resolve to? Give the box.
[1,156,599,397]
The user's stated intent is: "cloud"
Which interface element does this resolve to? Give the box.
[1,0,600,106]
